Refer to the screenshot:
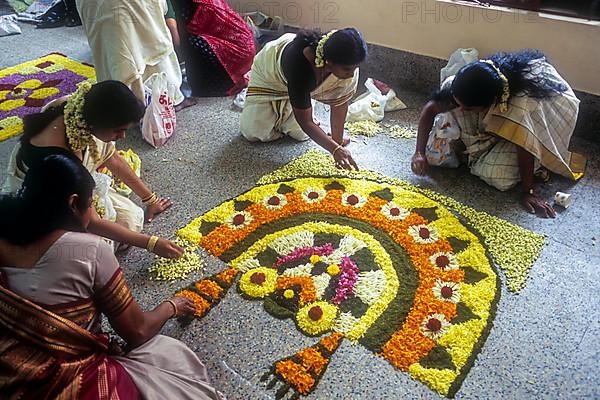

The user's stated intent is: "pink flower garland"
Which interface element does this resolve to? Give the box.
[273,243,335,269]
[332,257,359,305]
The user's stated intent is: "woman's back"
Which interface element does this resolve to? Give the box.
[1,231,118,308]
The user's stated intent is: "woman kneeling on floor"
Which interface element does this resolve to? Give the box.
[2,80,182,258]
[0,155,225,400]
[240,28,368,171]
[411,50,586,218]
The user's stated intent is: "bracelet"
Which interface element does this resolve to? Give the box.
[147,235,160,253]
[331,144,343,157]
[142,192,160,206]
[165,299,178,318]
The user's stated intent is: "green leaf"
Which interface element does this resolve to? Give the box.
[419,345,456,370]
[264,297,295,319]
[324,181,345,191]
[462,266,488,284]
[370,188,394,202]
[452,301,480,324]
[199,220,221,236]
[277,184,295,194]
[447,237,470,254]
[234,200,254,211]
[411,207,438,222]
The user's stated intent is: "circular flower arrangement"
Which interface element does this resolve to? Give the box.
[381,202,410,221]
[341,193,367,208]
[227,210,254,230]
[174,177,500,398]
[263,194,288,210]
[301,187,326,204]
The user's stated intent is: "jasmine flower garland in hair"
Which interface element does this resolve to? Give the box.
[315,30,337,68]
[64,81,99,161]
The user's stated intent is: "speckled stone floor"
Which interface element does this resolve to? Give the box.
[1,24,599,400]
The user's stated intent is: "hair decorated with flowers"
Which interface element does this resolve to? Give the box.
[480,59,510,113]
[64,80,99,160]
[315,30,338,68]
[450,49,567,111]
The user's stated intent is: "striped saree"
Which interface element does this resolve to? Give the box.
[0,270,138,400]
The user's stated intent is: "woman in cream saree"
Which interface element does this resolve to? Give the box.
[240,28,368,171]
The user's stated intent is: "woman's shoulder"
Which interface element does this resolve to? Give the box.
[59,232,114,260]
[41,95,70,112]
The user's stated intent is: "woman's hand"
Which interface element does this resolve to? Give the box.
[168,296,196,318]
[333,147,359,170]
[153,238,184,258]
[521,193,556,218]
[145,197,173,223]
[411,152,429,175]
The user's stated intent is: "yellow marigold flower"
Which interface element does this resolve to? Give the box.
[326,264,340,276]
[283,289,295,299]
[309,255,321,264]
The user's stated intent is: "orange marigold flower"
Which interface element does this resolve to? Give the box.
[297,347,328,375]
[195,279,223,300]
[320,332,343,352]
[276,277,317,306]
[216,268,239,285]
[275,360,315,395]
[175,290,211,317]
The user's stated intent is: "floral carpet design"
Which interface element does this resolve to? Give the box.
[0,53,95,142]
[169,151,545,398]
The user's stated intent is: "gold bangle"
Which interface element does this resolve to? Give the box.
[331,144,343,157]
[166,299,178,318]
[143,193,160,206]
[147,235,160,253]
[141,192,154,202]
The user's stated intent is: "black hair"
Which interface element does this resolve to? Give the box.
[82,80,145,129]
[295,29,322,48]
[324,28,368,66]
[451,49,567,108]
[296,27,368,66]
[0,155,95,245]
[21,80,145,142]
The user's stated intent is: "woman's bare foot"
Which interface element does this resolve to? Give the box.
[175,97,200,112]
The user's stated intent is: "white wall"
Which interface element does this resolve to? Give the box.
[233,0,600,94]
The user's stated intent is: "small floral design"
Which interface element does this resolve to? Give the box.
[301,187,326,203]
[227,210,254,230]
[432,280,461,303]
[420,313,451,340]
[0,79,61,112]
[381,202,410,221]
[263,193,288,210]
[408,224,440,244]
[429,252,459,271]
[341,193,367,208]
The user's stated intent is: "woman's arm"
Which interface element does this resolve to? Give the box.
[166,18,180,48]
[88,212,184,258]
[293,106,358,170]
[329,101,349,146]
[108,295,194,349]
[103,152,173,223]
[517,146,556,218]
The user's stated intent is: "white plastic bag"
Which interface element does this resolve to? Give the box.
[440,48,479,84]
[346,79,406,123]
[92,172,117,222]
[232,87,247,110]
[425,112,461,168]
[141,72,177,148]
[0,15,22,36]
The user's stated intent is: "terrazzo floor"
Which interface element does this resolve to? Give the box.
[1,23,599,399]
